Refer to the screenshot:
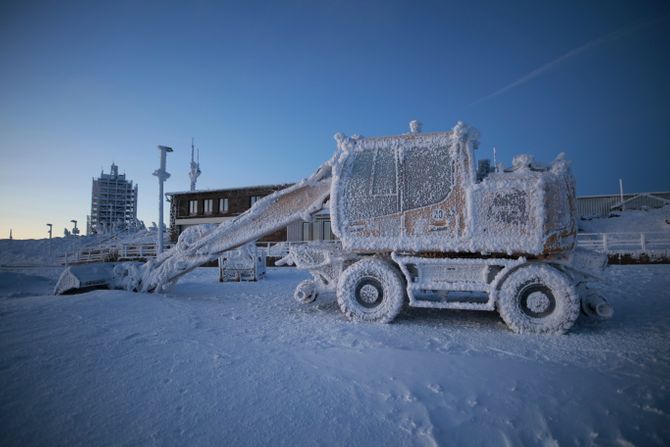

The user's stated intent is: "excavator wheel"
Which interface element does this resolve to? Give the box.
[336,258,405,323]
[294,279,317,304]
[497,264,580,335]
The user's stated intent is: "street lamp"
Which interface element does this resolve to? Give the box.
[70,219,79,236]
[154,145,173,254]
[47,223,53,257]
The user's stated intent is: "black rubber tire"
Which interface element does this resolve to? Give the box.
[294,279,317,304]
[336,258,405,323]
[497,264,579,335]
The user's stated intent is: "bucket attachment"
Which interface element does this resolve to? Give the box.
[54,263,119,295]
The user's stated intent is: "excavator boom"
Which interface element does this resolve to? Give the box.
[55,162,332,295]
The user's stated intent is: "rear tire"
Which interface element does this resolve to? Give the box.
[497,264,579,334]
[337,258,405,323]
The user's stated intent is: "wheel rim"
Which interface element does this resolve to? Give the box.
[518,283,556,318]
[354,277,384,308]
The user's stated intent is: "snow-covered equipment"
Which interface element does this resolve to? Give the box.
[55,121,611,334]
[276,242,360,303]
[218,242,266,282]
[54,263,120,295]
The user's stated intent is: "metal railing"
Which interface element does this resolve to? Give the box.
[256,240,341,258]
[60,243,174,265]
[60,239,338,265]
[63,233,669,265]
[576,232,670,254]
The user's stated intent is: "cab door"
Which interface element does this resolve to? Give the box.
[399,141,462,238]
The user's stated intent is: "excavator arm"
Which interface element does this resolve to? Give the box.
[55,160,333,295]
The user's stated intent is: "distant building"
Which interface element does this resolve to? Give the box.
[577,191,670,218]
[87,163,139,234]
[476,159,495,182]
[166,184,337,244]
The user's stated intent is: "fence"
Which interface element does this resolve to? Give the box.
[576,232,670,254]
[64,240,343,264]
[257,240,341,258]
[61,240,294,265]
[60,243,174,265]
[61,234,668,265]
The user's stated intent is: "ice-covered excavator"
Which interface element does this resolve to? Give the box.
[56,121,612,334]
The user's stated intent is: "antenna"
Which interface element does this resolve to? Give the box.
[188,137,201,192]
[191,137,195,162]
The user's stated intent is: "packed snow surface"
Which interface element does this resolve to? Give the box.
[1,266,669,446]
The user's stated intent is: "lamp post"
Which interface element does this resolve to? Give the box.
[70,219,79,236]
[154,145,173,254]
[46,223,53,257]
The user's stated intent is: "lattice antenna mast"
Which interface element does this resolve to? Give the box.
[189,137,202,192]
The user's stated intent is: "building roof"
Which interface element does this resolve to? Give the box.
[166,183,294,196]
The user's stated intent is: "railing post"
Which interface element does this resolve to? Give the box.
[602,233,608,252]
[641,233,646,252]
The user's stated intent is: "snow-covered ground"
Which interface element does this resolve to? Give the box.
[1,265,669,446]
[0,229,167,267]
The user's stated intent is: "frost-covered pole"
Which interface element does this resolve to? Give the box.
[154,145,173,255]
[619,178,625,211]
[46,223,53,257]
[493,147,498,172]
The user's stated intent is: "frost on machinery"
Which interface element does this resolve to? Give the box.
[56,121,612,334]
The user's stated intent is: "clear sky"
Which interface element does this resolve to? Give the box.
[1,0,669,239]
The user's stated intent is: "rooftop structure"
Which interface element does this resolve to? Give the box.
[188,138,201,192]
[87,163,139,234]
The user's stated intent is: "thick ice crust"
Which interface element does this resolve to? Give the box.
[497,264,580,334]
[331,122,576,256]
[336,258,405,323]
[294,279,317,304]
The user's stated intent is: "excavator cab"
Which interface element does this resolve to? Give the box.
[331,122,477,252]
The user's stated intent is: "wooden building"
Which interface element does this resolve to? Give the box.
[166,184,338,244]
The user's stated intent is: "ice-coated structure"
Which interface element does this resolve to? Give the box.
[56,121,611,334]
[218,242,266,282]
[331,122,576,255]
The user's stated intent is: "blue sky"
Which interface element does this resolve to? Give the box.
[1,0,669,239]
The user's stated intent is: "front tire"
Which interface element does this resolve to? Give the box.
[337,258,405,323]
[497,264,579,334]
